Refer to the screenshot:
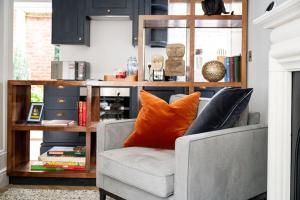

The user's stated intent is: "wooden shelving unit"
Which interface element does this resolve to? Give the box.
[138,0,248,91]
[7,81,100,179]
[7,0,248,180]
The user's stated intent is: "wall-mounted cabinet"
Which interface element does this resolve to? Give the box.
[144,0,168,47]
[87,0,133,16]
[52,0,90,46]
[51,0,168,47]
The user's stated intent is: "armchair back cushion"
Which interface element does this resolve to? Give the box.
[186,88,253,135]
[124,90,200,149]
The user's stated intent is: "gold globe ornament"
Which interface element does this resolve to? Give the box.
[202,60,226,82]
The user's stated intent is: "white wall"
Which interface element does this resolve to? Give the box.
[0,0,13,188]
[247,0,272,124]
[60,20,137,80]
[60,20,166,80]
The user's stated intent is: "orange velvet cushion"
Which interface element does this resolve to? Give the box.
[124,90,200,149]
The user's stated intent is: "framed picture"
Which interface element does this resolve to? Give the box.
[27,102,44,123]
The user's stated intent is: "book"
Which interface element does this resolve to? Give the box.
[234,56,241,82]
[78,101,83,126]
[39,151,86,163]
[31,161,85,171]
[41,120,75,126]
[47,146,86,157]
[82,102,87,126]
[31,161,64,171]
[224,57,230,82]
[229,57,235,82]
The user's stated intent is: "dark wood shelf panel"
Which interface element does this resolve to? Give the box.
[12,123,88,132]
[192,82,242,88]
[89,122,98,132]
[8,80,243,88]
[12,122,100,132]
[9,161,95,178]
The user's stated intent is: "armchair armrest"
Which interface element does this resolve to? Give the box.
[174,124,268,200]
[97,119,136,153]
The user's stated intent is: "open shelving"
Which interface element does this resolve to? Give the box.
[138,0,247,92]
[7,0,248,180]
[7,82,100,179]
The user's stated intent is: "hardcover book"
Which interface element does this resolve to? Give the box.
[47,146,86,157]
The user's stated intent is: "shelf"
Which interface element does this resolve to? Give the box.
[141,15,242,28]
[12,122,101,132]
[12,123,88,132]
[8,80,242,88]
[192,82,242,88]
[9,161,95,178]
[195,15,242,28]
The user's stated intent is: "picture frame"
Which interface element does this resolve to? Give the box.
[27,102,44,123]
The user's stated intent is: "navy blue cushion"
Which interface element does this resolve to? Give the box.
[186,87,253,135]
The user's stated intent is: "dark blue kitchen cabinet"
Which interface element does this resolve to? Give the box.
[87,0,133,16]
[52,0,90,46]
[132,0,144,46]
[40,86,85,154]
[132,0,168,47]
[145,0,168,47]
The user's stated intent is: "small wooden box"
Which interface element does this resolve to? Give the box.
[104,75,137,82]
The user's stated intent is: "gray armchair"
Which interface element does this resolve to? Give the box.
[96,113,267,200]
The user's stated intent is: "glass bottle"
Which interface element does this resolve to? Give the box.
[194,49,203,82]
[127,56,138,76]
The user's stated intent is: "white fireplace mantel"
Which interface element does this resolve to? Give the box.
[254,0,300,199]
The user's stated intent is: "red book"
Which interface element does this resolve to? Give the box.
[229,57,235,82]
[82,102,87,126]
[78,101,83,126]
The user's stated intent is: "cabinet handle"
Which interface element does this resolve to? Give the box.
[57,99,65,103]
[107,9,111,13]
[56,112,64,117]
[134,37,138,41]
[79,37,82,41]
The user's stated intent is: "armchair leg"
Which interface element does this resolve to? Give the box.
[99,188,106,200]
[99,188,125,200]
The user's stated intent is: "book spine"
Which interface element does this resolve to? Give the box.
[78,101,83,126]
[39,155,86,163]
[224,57,230,82]
[229,57,235,82]
[234,56,241,82]
[82,102,87,127]
[47,151,86,157]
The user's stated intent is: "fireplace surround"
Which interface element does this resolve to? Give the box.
[291,72,300,200]
[254,0,300,199]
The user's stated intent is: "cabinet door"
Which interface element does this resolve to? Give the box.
[52,0,90,45]
[144,0,168,47]
[132,0,144,46]
[87,0,133,16]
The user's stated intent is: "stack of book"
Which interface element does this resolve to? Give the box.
[78,101,87,126]
[31,146,86,171]
[224,55,241,82]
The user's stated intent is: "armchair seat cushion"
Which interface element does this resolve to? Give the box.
[99,147,175,198]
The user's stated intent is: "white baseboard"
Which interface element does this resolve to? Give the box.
[0,168,8,188]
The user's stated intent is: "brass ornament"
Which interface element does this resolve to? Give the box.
[202,60,226,82]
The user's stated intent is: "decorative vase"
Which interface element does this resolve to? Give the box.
[202,60,226,82]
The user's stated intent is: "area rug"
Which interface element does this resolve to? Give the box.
[0,186,115,200]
